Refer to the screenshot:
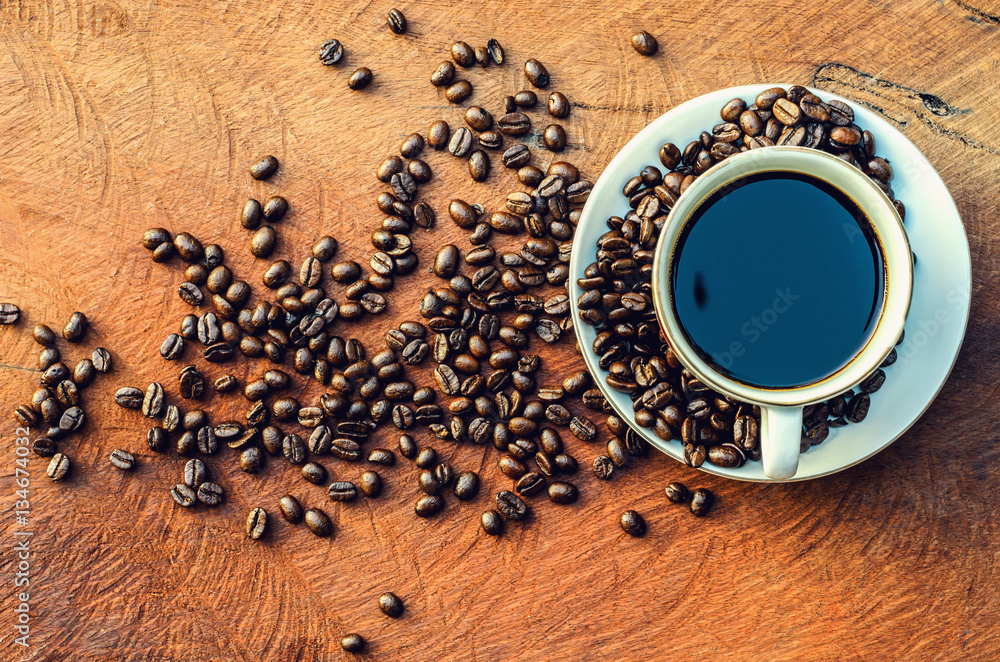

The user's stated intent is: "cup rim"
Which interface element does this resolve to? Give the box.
[651,146,913,407]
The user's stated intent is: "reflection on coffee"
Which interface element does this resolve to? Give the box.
[671,171,884,389]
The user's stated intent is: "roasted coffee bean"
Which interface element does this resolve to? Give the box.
[55,380,78,408]
[497,112,530,136]
[846,392,871,423]
[464,149,490,182]
[142,425,167,453]
[377,156,404,183]
[46,451,72,482]
[204,342,234,363]
[547,481,578,504]
[62,312,88,342]
[245,507,268,539]
[171,483,196,508]
[495,490,527,521]
[447,471,479,501]
[278,494,304,523]
[429,60,456,87]
[620,510,646,536]
[404,159,432,184]
[249,155,279,180]
[481,509,504,535]
[299,461,326,485]
[398,434,418,459]
[547,91,570,118]
[593,455,616,480]
[41,362,68,386]
[196,482,223,506]
[196,425,218,454]
[415,447,437,470]
[139,383,164,418]
[479,130,503,149]
[330,260,362,284]
[523,58,549,87]
[631,30,658,55]
[31,438,56,457]
[690,488,714,516]
[304,508,333,537]
[141,227,172,250]
[308,425,332,454]
[474,45,489,66]
[415,494,445,517]
[445,80,473,103]
[391,171,417,203]
[56,406,83,433]
[183,458,207,487]
[341,634,365,653]
[348,67,373,90]
[108,448,135,471]
[179,366,205,399]
[502,144,530,169]
[330,437,361,461]
[151,241,175,262]
[483,37,504,64]
[30,324,54,346]
[861,368,886,393]
[451,41,475,67]
[514,472,546,497]
[568,416,597,441]
[159,333,184,360]
[386,7,406,34]
[448,127,474,158]
[708,443,744,468]
[318,39,344,65]
[507,91,536,110]
[379,592,404,618]
[465,106,494,132]
[240,446,265,473]
[173,233,204,263]
[662,482,691,503]
[250,225,277,258]
[543,124,567,151]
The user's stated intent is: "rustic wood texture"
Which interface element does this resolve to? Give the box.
[1,1,998,660]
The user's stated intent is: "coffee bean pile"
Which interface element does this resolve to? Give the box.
[10,311,117,482]
[3,21,739,652]
[576,86,904,471]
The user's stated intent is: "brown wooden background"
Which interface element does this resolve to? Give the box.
[1,1,998,660]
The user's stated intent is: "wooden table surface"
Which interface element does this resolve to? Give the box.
[1,1,998,660]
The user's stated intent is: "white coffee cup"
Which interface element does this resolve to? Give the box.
[652,147,913,479]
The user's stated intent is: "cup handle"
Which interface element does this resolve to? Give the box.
[759,405,803,480]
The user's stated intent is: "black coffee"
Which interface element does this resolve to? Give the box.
[671,171,883,389]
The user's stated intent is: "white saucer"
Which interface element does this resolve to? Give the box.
[568,84,972,482]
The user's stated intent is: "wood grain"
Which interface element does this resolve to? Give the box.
[1,1,998,660]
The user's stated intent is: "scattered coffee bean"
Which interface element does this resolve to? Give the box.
[341,634,365,654]
[524,58,549,87]
[631,31,658,55]
[319,39,344,66]
[0,303,21,325]
[415,494,444,517]
[386,8,406,34]
[481,509,504,535]
[171,483,196,507]
[249,155,279,180]
[690,488,714,516]
[379,592,404,618]
[620,510,646,536]
[304,508,333,536]
[348,67,373,90]
[246,507,268,539]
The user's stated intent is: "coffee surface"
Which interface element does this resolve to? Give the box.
[671,171,883,389]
